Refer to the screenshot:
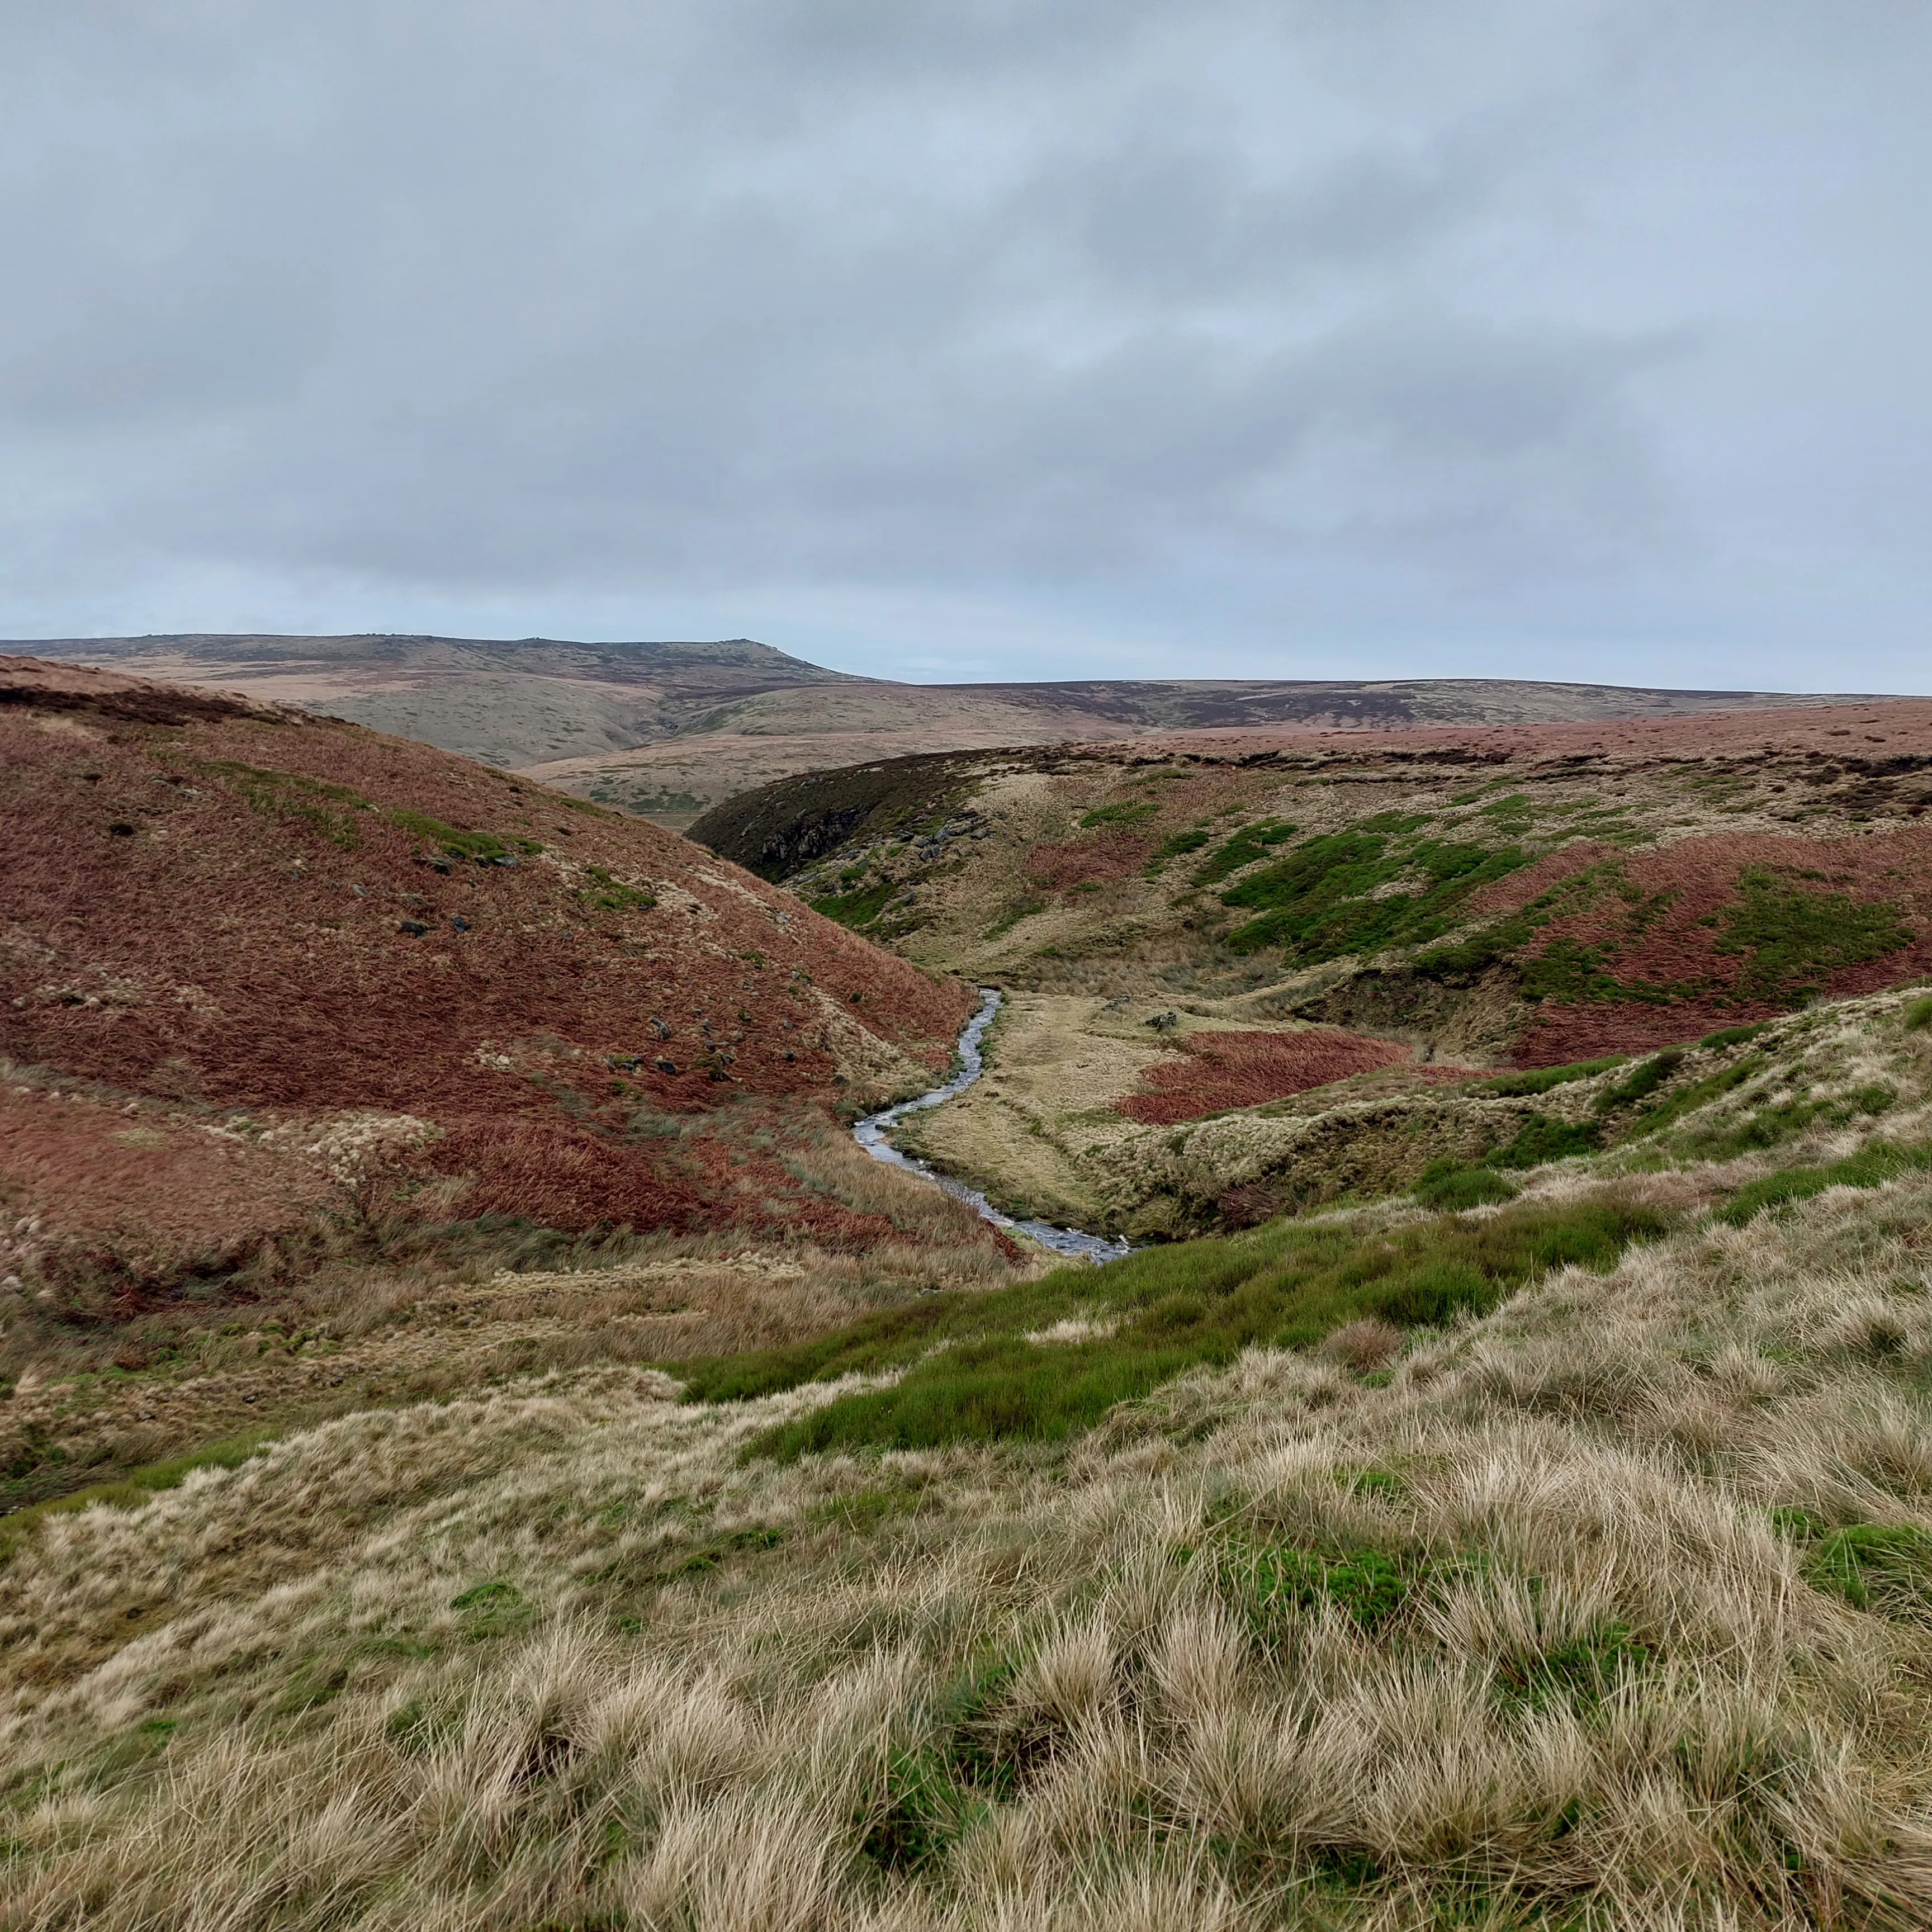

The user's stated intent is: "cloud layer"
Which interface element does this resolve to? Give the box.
[3,1,1928,688]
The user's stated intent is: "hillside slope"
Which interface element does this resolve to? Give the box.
[0,655,975,1301]
[7,972,1932,1929]
[695,699,1932,1230]
[20,632,1890,826]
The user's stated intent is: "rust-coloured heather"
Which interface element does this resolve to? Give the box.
[1117,1026,1413,1125]
[0,659,975,1248]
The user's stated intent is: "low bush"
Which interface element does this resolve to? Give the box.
[1473,1057,1625,1098]
[1413,1161,1518,1211]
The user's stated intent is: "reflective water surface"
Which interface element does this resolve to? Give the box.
[853,988,1133,1264]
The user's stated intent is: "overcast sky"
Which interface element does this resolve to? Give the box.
[3,2,1928,690]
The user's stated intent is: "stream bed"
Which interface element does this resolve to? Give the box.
[852,988,1133,1263]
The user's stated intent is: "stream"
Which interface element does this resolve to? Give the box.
[853,988,1134,1263]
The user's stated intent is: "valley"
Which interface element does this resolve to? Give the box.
[8,660,1932,1928]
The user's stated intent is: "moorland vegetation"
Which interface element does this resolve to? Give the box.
[9,668,1932,1927]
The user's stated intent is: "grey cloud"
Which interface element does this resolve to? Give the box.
[0,0,1927,688]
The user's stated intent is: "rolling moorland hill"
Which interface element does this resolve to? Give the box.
[18,631,1886,828]
[11,665,1932,1928]
[693,698,1932,1235]
[6,930,1932,1924]
[0,655,992,1500]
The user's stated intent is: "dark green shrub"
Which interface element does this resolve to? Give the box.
[1474,1057,1624,1098]
[1413,1161,1518,1211]
[1488,1115,1603,1168]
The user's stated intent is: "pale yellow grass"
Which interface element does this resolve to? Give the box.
[7,1165,1932,1926]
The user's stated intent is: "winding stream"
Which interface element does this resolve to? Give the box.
[853,988,1134,1263]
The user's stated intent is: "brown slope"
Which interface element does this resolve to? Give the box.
[0,657,972,1277]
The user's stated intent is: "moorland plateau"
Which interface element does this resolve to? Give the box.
[16,631,1882,828]
[6,657,1932,1929]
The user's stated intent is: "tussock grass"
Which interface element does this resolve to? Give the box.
[8,1167,1932,1925]
[11,992,1932,1925]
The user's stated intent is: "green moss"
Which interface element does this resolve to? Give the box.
[1714,870,1911,1003]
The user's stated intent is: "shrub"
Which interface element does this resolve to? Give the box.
[1474,1057,1625,1098]
[1413,1162,1518,1211]
[1488,1115,1603,1168]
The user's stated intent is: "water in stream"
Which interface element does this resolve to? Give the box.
[853,988,1133,1263]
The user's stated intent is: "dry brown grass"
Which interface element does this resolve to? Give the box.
[7,1125,1932,1925]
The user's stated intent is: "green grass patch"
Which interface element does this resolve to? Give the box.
[1778,1515,1932,1617]
[808,881,898,929]
[1595,1050,1685,1111]
[1905,995,1932,1032]
[984,897,1045,939]
[577,866,658,912]
[0,1429,277,1564]
[1488,1114,1603,1168]
[188,759,370,849]
[1717,1140,1932,1226]
[1671,1081,1895,1161]
[1701,1022,1769,1050]
[1149,826,1213,863]
[1077,801,1157,830]
[1220,833,1532,963]
[1192,818,1299,886]
[383,808,509,861]
[1494,1621,1650,1711]
[1224,1539,1414,1636]
[1474,1057,1626,1098]
[678,1199,1669,1459]
[1715,870,1911,1003]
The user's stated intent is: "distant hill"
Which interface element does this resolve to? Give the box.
[17,633,1891,829]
